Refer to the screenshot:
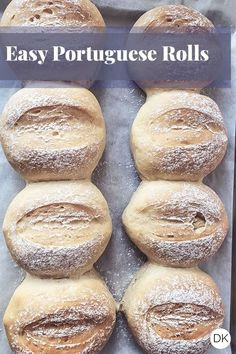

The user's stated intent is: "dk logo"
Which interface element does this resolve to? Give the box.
[210,329,231,349]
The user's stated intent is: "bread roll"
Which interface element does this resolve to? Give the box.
[4,271,116,354]
[129,5,214,91]
[122,263,224,354]
[131,90,227,181]
[0,0,105,27]
[134,5,214,32]
[122,181,228,267]
[132,5,214,32]
[3,181,112,278]
[0,87,106,181]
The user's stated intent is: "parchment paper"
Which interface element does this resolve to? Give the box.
[0,1,235,353]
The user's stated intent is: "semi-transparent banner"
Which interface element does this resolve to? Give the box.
[0,27,231,88]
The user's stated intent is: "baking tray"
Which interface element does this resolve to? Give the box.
[0,1,235,353]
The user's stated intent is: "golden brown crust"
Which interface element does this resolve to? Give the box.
[0,87,106,181]
[3,181,112,278]
[131,90,227,181]
[0,0,105,27]
[122,263,224,354]
[122,181,228,267]
[4,271,117,354]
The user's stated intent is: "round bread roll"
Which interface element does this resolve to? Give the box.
[132,5,214,32]
[122,263,224,354]
[0,1,105,88]
[3,181,112,278]
[0,87,106,181]
[130,5,214,91]
[131,90,227,181]
[0,0,105,27]
[4,271,116,354]
[122,181,228,267]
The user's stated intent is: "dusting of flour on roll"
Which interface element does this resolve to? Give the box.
[4,271,116,354]
[122,181,228,267]
[0,0,105,27]
[0,0,106,88]
[132,4,214,31]
[122,5,228,354]
[3,181,112,278]
[122,263,224,354]
[0,88,106,181]
[130,5,214,92]
[131,90,227,181]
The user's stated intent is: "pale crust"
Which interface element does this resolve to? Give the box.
[130,5,214,92]
[132,5,214,31]
[122,181,228,267]
[0,87,106,181]
[131,90,227,181]
[122,263,224,354]
[0,0,105,27]
[3,181,112,278]
[4,271,116,354]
